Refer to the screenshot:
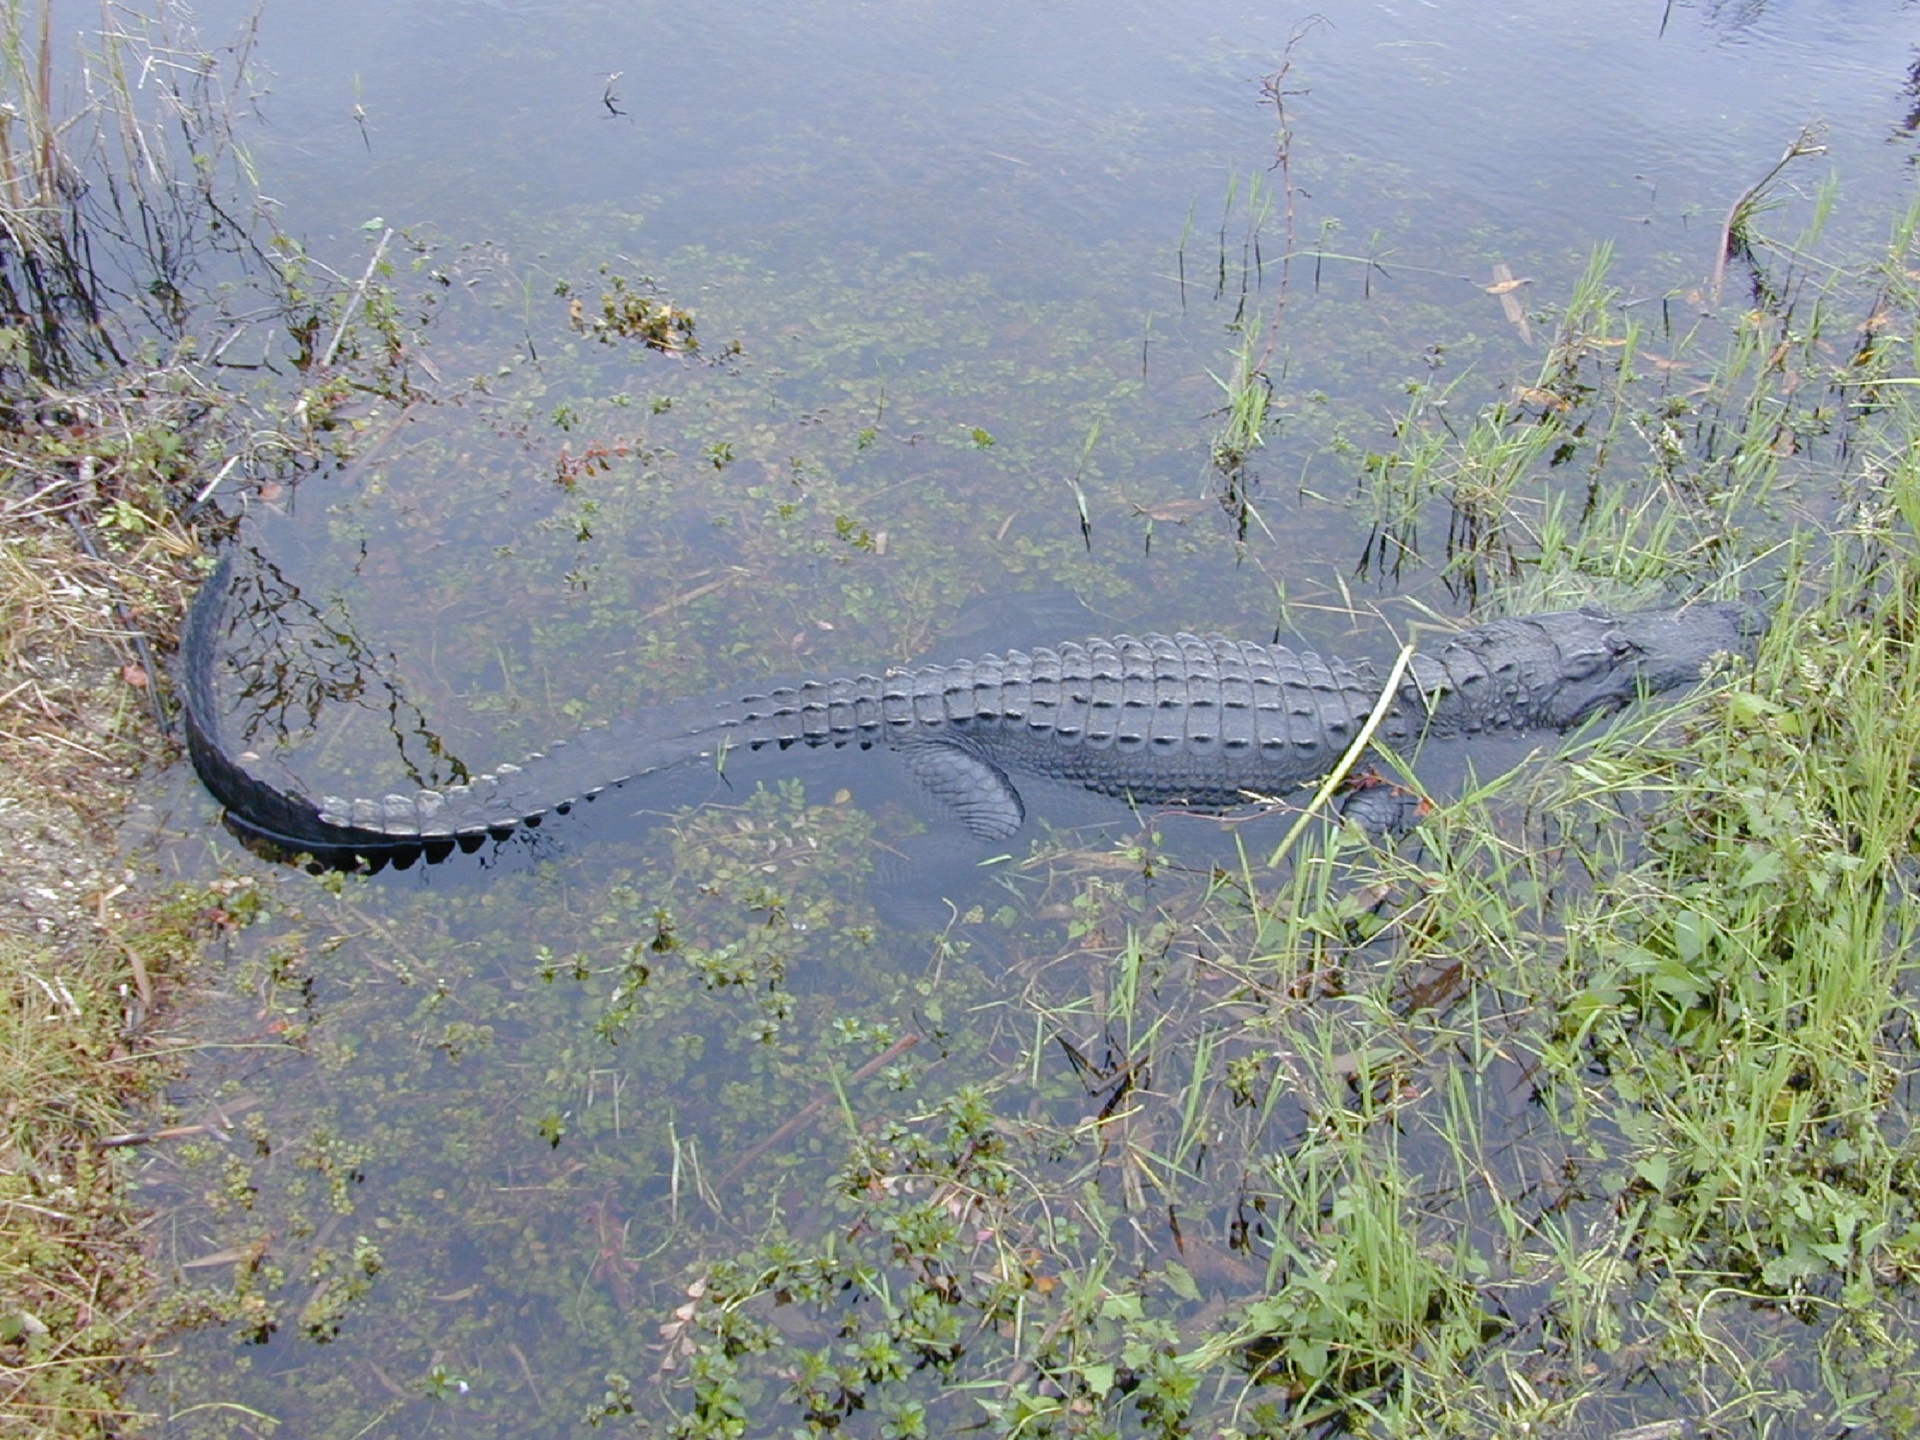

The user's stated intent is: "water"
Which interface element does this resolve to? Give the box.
[134,0,1920,1434]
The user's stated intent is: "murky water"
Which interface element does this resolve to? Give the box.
[134,1,1920,1434]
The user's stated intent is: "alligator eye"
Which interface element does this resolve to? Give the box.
[1563,652,1602,680]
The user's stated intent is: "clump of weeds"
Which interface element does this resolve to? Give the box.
[638,195,1920,1438]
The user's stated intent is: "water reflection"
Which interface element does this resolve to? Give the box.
[139,0,1920,1434]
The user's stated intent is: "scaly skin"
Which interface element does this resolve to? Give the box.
[181,553,1759,862]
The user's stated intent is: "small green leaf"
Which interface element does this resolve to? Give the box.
[1290,1336,1330,1379]
[1737,847,1786,888]
[1728,692,1784,723]
[1101,1293,1144,1322]
[1162,1262,1201,1302]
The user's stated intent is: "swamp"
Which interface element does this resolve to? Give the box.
[10,1,1920,1436]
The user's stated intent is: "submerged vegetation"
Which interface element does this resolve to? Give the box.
[140,170,1920,1440]
[590,198,1920,1438]
[9,2,1920,1437]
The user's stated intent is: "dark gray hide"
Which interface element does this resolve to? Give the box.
[181,554,1758,861]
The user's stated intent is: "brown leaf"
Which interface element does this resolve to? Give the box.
[121,664,148,689]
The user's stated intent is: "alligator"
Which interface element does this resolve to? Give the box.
[180,552,1758,865]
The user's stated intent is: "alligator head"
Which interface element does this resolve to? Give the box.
[1528,601,1762,729]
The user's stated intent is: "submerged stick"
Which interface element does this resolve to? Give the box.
[1709,125,1827,307]
[1265,641,1417,869]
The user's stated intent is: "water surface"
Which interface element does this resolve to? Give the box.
[137,1,1920,1433]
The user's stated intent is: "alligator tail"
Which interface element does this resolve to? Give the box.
[179,554,814,862]
[180,553,448,858]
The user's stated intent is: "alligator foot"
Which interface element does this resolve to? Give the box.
[1335,771,1428,836]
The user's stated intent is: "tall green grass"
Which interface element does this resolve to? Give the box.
[646,196,1920,1437]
